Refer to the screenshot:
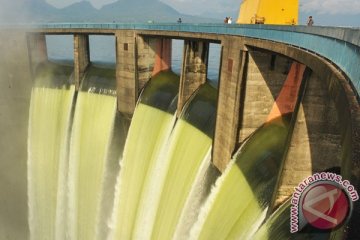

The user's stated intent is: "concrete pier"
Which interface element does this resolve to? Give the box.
[273,72,342,206]
[178,40,209,114]
[137,36,172,89]
[74,34,90,90]
[115,33,173,116]
[115,30,137,115]
[238,50,290,142]
[212,37,247,172]
[152,38,171,77]
[136,36,153,90]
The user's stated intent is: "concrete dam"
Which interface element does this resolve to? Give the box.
[0,23,359,239]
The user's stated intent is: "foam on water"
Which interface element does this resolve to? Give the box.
[108,71,179,240]
[190,116,292,240]
[149,120,213,239]
[27,61,310,240]
[252,199,331,240]
[27,63,75,240]
[68,91,117,240]
[108,104,176,239]
[66,65,118,240]
[146,83,217,239]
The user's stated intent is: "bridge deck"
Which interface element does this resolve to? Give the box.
[2,23,359,96]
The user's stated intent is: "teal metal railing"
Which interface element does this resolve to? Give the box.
[6,23,359,95]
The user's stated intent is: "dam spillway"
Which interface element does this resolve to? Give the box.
[27,62,75,239]
[0,23,359,239]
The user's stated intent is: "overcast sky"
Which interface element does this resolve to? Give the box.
[45,0,360,15]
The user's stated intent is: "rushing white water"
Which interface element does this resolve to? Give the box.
[108,71,179,240]
[109,76,218,240]
[27,61,309,240]
[189,155,263,240]
[28,63,120,240]
[173,151,220,240]
[28,85,75,240]
[149,120,213,240]
[27,62,75,240]
[132,120,214,240]
[190,116,292,240]
[108,103,176,240]
[68,90,117,240]
[96,112,130,240]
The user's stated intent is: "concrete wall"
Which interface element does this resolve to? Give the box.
[238,50,290,143]
[213,41,294,171]
[137,36,172,90]
[136,36,157,90]
[178,40,209,114]
[242,39,359,237]
[151,38,172,77]
[274,72,342,205]
[115,30,138,116]
[209,35,359,238]
[212,37,246,172]
[116,31,173,116]
[74,34,90,89]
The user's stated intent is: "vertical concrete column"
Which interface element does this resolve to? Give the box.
[116,30,138,116]
[136,36,154,90]
[74,34,90,90]
[212,37,248,172]
[177,40,209,114]
[237,50,290,143]
[136,36,171,90]
[273,71,343,208]
[27,33,48,77]
[152,38,172,76]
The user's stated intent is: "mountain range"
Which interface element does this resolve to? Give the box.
[0,0,220,23]
[1,0,356,26]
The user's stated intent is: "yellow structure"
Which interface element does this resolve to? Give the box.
[237,0,298,25]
